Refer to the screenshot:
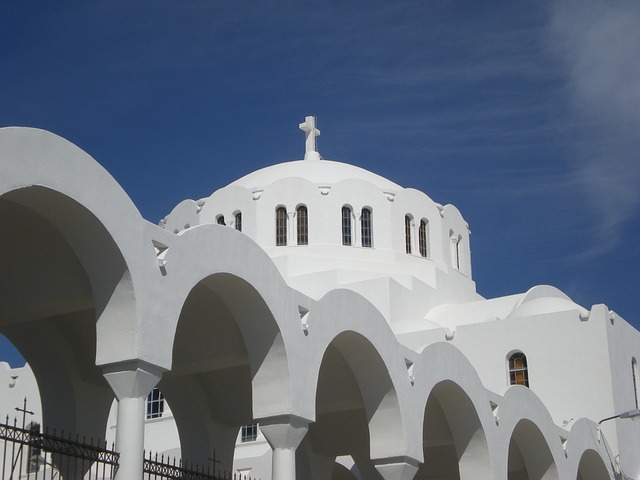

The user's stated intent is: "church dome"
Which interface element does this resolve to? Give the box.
[160,116,477,313]
[229,159,402,192]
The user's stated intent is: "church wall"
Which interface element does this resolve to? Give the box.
[200,185,255,235]
[0,362,42,425]
[603,307,640,476]
[441,204,472,278]
[391,188,444,264]
[448,308,616,428]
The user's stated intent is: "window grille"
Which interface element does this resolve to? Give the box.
[361,208,373,248]
[235,212,242,232]
[241,424,258,443]
[419,220,428,258]
[276,207,287,246]
[296,206,308,245]
[146,388,165,419]
[342,206,352,246]
[405,215,412,254]
[217,215,225,226]
[508,353,529,387]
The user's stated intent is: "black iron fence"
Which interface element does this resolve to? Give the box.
[143,452,257,480]
[1,401,257,480]
[0,416,118,480]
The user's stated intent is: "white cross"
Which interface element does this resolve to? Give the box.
[299,115,321,160]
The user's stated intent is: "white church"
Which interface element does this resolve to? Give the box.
[1,117,639,480]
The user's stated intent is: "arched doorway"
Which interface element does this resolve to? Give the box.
[417,380,492,479]
[160,273,289,476]
[576,449,609,480]
[0,189,132,434]
[0,187,136,477]
[301,331,403,480]
[507,419,558,480]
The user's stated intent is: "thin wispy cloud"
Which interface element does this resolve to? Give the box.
[545,0,640,257]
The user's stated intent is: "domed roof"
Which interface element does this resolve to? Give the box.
[229,159,402,191]
[230,115,401,192]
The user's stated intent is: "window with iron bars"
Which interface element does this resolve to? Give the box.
[241,424,258,443]
[296,206,308,245]
[342,206,352,246]
[361,208,373,248]
[146,388,165,419]
[276,207,287,246]
[508,352,529,387]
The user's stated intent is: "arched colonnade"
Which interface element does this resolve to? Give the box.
[0,128,613,480]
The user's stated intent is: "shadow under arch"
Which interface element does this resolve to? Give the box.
[0,186,139,476]
[508,419,558,480]
[301,329,405,479]
[417,379,492,480]
[159,271,291,474]
[564,418,614,480]
[575,449,609,480]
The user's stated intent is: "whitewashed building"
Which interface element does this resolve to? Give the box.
[1,117,639,480]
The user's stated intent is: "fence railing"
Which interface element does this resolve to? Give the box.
[143,452,257,480]
[1,400,257,480]
[0,416,118,480]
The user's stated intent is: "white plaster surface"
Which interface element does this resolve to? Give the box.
[1,121,638,480]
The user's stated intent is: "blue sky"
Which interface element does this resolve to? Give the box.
[1,1,639,366]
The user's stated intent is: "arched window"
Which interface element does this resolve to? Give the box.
[296,205,308,245]
[419,220,429,258]
[276,207,287,246]
[633,358,639,409]
[405,215,413,254]
[146,387,165,419]
[508,352,529,387]
[217,215,225,225]
[342,206,352,246]
[450,232,461,269]
[361,208,373,247]
[234,212,242,232]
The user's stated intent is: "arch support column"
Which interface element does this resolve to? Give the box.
[103,360,163,480]
[373,456,420,480]
[259,415,309,480]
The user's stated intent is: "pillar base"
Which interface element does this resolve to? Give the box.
[373,456,420,480]
[103,360,164,480]
[259,415,310,480]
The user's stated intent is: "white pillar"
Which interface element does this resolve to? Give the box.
[373,456,420,480]
[103,360,163,480]
[259,415,309,480]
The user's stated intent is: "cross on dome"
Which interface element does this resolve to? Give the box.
[299,115,321,161]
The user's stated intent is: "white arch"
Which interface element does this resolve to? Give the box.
[159,224,308,420]
[302,289,418,463]
[0,127,163,367]
[565,418,615,480]
[415,342,497,479]
[497,387,567,480]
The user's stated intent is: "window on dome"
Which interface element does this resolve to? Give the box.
[633,358,639,409]
[342,206,352,246]
[235,212,242,232]
[419,220,429,258]
[450,232,461,270]
[508,352,529,387]
[276,207,287,246]
[361,208,373,248]
[146,387,164,419]
[217,215,225,226]
[241,423,258,443]
[405,215,412,254]
[297,206,308,245]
